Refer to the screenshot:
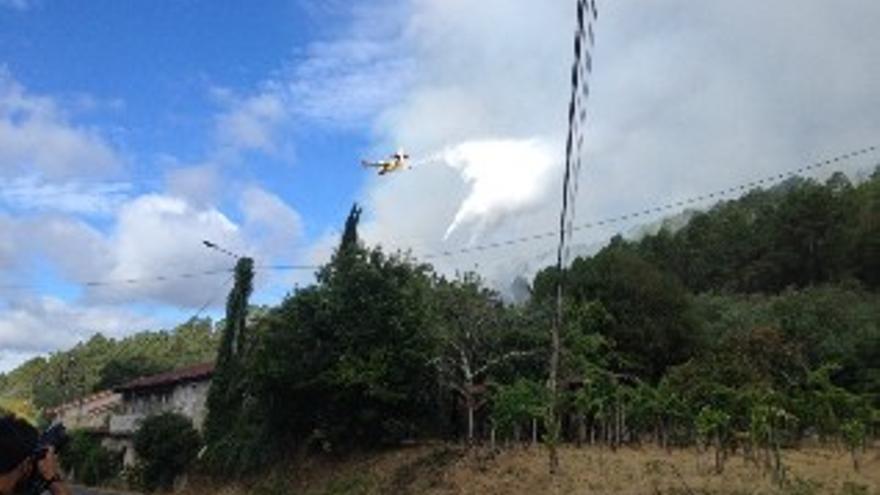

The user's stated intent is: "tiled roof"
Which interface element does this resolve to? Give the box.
[44,390,120,416]
[115,362,215,392]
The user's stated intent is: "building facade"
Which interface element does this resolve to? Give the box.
[45,390,122,432]
[105,362,214,467]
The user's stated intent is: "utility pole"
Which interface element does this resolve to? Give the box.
[550,0,597,475]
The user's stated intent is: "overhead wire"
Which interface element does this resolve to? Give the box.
[0,264,319,293]
[418,144,878,261]
[1,144,874,294]
[190,272,236,320]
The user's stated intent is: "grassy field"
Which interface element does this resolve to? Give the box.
[184,444,879,495]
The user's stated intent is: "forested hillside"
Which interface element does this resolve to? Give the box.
[632,171,879,292]
[0,318,219,415]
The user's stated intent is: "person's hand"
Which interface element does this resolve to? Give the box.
[37,448,70,495]
[36,447,61,482]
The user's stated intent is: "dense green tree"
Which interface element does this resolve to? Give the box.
[61,430,120,486]
[431,274,538,442]
[630,173,880,292]
[491,378,549,444]
[554,245,700,381]
[203,256,255,472]
[133,412,201,492]
[240,204,442,466]
[94,356,165,392]
[340,202,363,252]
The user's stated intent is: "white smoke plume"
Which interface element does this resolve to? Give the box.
[440,138,560,241]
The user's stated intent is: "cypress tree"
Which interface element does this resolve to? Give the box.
[203,257,254,464]
[340,203,362,252]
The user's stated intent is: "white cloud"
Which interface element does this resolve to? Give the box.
[212,14,412,155]
[0,71,122,179]
[0,212,17,271]
[0,296,156,372]
[239,186,304,257]
[0,213,110,283]
[163,161,222,208]
[304,0,880,292]
[0,350,39,374]
[88,194,244,306]
[0,176,131,215]
[31,188,303,308]
[286,38,413,128]
[215,90,287,153]
[27,214,113,281]
[6,0,880,370]
[0,185,306,367]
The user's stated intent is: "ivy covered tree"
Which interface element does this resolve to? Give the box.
[240,202,441,465]
[203,256,255,472]
[133,413,201,491]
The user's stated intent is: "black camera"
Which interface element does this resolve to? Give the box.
[25,423,69,495]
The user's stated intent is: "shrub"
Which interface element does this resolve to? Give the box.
[60,430,120,486]
[133,412,201,491]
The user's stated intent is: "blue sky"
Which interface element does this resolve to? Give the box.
[0,0,364,230]
[0,0,383,370]
[1,0,879,372]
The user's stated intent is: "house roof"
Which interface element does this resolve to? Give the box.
[44,390,120,416]
[115,362,215,393]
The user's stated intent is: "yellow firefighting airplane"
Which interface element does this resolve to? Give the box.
[361,149,410,175]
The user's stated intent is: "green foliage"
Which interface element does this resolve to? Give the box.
[60,430,120,486]
[631,174,876,292]
[491,379,549,437]
[695,406,731,445]
[133,412,201,492]
[203,256,256,474]
[840,419,866,452]
[536,244,700,381]
[95,356,165,391]
[340,202,363,252]
[0,318,218,410]
[250,244,440,454]
[431,274,541,439]
[3,167,879,478]
[749,401,797,450]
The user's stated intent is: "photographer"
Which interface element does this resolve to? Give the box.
[0,415,71,495]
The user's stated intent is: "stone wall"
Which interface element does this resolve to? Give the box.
[48,391,121,432]
[116,379,210,431]
[107,378,212,467]
[169,380,211,430]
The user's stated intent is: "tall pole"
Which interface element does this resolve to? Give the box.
[549,0,596,475]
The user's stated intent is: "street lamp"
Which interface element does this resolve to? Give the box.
[202,240,243,259]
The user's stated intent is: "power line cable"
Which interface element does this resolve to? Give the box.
[0,265,319,293]
[418,144,878,261]
[0,145,874,293]
[190,272,236,320]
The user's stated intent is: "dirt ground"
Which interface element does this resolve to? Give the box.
[185,444,879,495]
